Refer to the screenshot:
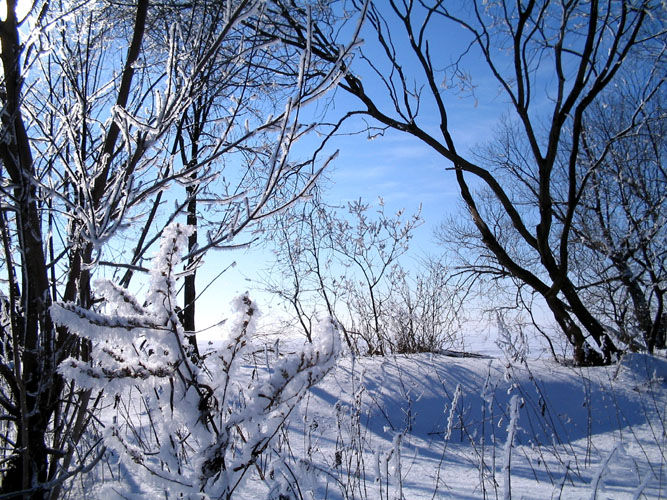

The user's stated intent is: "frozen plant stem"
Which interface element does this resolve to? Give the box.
[503,395,520,500]
[589,443,622,500]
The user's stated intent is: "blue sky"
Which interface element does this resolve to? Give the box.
[188,5,517,335]
[194,98,508,335]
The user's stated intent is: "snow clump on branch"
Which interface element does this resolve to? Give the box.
[51,222,340,498]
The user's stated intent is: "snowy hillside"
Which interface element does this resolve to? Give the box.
[87,346,666,499]
[271,352,666,500]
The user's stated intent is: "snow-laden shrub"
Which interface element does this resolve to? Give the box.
[51,223,339,498]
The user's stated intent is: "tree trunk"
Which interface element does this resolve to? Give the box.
[184,180,200,360]
[557,278,620,363]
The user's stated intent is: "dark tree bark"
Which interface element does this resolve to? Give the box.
[270,0,663,364]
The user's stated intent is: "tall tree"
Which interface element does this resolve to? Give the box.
[274,0,666,364]
[566,80,666,352]
[0,0,353,495]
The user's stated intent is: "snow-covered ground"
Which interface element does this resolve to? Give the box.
[79,337,666,499]
[261,351,666,500]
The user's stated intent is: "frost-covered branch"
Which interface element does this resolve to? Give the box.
[52,223,340,498]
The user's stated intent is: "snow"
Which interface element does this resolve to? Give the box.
[52,226,665,500]
[53,223,344,499]
[69,340,666,499]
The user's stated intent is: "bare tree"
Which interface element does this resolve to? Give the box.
[455,67,667,355]
[0,0,355,495]
[265,195,422,355]
[389,257,463,354]
[566,80,666,352]
[333,199,423,354]
[263,189,346,345]
[273,0,666,364]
